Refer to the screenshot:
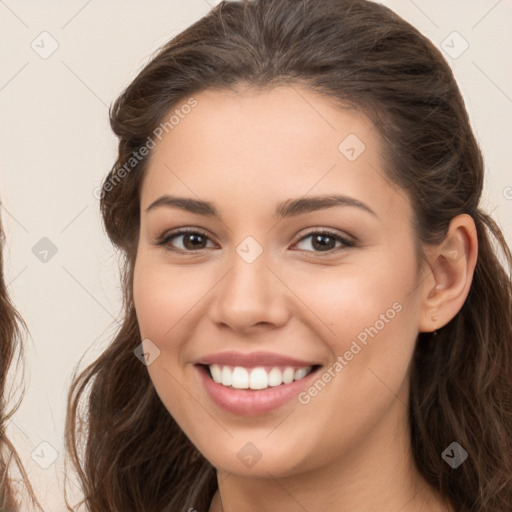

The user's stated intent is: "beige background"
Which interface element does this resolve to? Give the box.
[1,0,511,509]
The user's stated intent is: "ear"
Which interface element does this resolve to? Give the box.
[418,214,478,333]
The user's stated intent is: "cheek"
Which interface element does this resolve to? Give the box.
[286,248,421,413]
[133,256,207,341]
[133,255,205,428]
[288,253,418,346]
[279,259,420,453]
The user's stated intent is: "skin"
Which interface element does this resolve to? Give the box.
[133,85,477,512]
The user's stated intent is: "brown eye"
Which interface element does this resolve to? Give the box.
[180,232,208,250]
[293,231,354,254]
[157,229,215,252]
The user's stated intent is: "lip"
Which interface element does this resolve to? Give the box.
[195,351,320,368]
[195,364,321,416]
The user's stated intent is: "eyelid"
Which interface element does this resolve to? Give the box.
[295,227,355,245]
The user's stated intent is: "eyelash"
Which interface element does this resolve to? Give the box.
[155,227,355,256]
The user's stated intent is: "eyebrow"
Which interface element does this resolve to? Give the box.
[145,194,378,219]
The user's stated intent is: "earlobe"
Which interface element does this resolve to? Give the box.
[419,214,478,333]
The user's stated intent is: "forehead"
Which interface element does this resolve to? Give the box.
[140,85,411,224]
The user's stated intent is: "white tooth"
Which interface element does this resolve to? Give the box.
[210,364,222,383]
[215,365,312,389]
[294,366,311,381]
[249,367,268,390]
[268,367,283,387]
[221,366,232,386]
[282,367,295,384]
[231,366,249,389]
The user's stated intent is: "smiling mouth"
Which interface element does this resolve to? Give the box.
[198,363,322,391]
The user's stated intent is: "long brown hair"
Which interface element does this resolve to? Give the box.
[65,0,512,510]
[0,216,40,511]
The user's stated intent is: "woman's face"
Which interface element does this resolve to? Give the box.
[133,85,427,479]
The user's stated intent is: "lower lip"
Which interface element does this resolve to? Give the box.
[196,365,320,416]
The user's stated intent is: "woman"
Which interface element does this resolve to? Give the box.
[66,0,512,511]
[0,217,39,511]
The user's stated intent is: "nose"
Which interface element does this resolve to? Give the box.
[207,248,292,333]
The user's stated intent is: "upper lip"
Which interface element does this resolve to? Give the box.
[195,351,320,368]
